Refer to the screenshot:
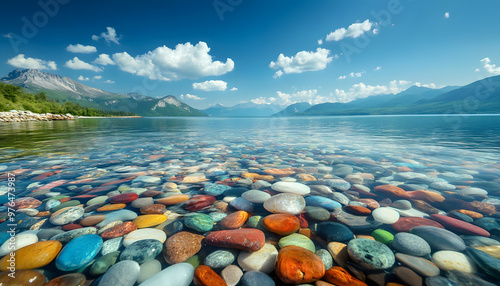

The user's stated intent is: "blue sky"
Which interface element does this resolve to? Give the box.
[1,0,500,109]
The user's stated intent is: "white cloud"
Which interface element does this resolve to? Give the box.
[93,54,115,66]
[414,82,438,89]
[480,57,500,75]
[269,48,333,78]
[230,87,238,91]
[475,68,480,73]
[66,44,97,53]
[78,75,89,81]
[192,80,227,91]
[180,94,205,100]
[372,28,379,35]
[444,12,450,19]
[104,80,115,83]
[94,75,103,80]
[318,39,323,45]
[65,57,102,72]
[7,54,57,70]
[374,66,382,71]
[251,89,328,106]
[326,19,374,42]
[338,71,365,79]
[92,27,121,45]
[112,41,234,81]
[334,80,414,102]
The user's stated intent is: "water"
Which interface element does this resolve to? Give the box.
[1,115,500,163]
[1,115,500,285]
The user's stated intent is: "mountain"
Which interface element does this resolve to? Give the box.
[1,69,206,117]
[273,102,312,116]
[203,102,282,116]
[297,77,500,116]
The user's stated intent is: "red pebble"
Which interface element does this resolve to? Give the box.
[205,229,265,252]
[110,193,139,204]
[392,217,444,232]
[62,224,83,231]
[184,195,216,211]
[298,213,309,228]
[430,214,490,237]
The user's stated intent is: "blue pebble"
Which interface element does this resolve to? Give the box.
[242,271,275,286]
[204,183,231,196]
[56,234,102,271]
[305,196,342,210]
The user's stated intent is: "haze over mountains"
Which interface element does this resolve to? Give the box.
[2,69,500,117]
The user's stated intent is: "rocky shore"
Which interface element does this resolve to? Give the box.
[0,110,75,122]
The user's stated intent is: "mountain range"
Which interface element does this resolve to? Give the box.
[1,69,205,117]
[2,69,500,117]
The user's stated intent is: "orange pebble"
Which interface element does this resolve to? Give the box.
[156,194,190,205]
[97,203,126,212]
[219,211,249,229]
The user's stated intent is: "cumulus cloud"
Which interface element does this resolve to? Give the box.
[230,87,238,91]
[112,41,234,81]
[65,57,102,72]
[180,94,205,100]
[269,48,334,78]
[374,66,382,71]
[318,39,323,45]
[326,19,374,42]
[7,54,57,70]
[78,75,89,81]
[414,82,438,88]
[93,54,115,66]
[92,27,121,45]
[338,71,365,79]
[334,80,415,102]
[250,89,329,106]
[444,12,450,19]
[94,75,103,80]
[66,44,97,53]
[104,80,115,83]
[192,80,227,91]
[480,57,500,75]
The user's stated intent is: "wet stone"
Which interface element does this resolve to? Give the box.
[347,238,395,270]
[119,238,163,264]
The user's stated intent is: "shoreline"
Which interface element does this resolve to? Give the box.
[0,110,75,122]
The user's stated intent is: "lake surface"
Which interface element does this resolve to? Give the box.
[1,115,500,285]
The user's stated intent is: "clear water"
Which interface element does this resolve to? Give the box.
[1,115,499,163]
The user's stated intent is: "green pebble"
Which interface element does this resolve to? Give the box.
[42,195,69,202]
[279,233,316,253]
[50,200,81,212]
[184,213,214,232]
[371,229,394,245]
[87,196,109,206]
[246,215,262,228]
[185,254,202,268]
[89,251,120,275]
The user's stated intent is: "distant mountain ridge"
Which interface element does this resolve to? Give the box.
[1,69,206,117]
[203,102,283,117]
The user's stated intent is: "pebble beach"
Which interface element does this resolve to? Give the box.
[0,117,500,286]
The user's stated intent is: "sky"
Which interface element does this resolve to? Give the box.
[1,0,500,109]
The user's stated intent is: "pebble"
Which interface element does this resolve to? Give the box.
[222,265,244,286]
[101,237,123,255]
[96,210,138,228]
[430,214,490,237]
[204,183,231,196]
[184,213,214,232]
[262,213,300,235]
[323,266,367,286]
[241,190,271,203]
[46,273,86,286]
[206,229,265,252]
[204,249,237,269]
[371,229,394,245]
[237,243,278,273]
[194,265,228,286]
[465,247,500,279]
[0,240,62,271]
[263,193,306,215]
[98,260,140,286]
[56,234,102,271]
[372,207,400,224]
[133,214,167,228]
[279,233,316,253]
[396,253,440,277]
[139,262,194,286]
[432,250,476,273]
[305,206,330,221]
[0,269,47,286]
[391,199,412,210]
[101,221,137,239]
[316,221,354,243]
[316,249,333,270]
[80,214,106,226]
[123,228,167,247]
[137,259,162,284]
[119,239,163,264]
[392,232,431,257]
[163,231,204,264]
[271,181,310,195]
[347,238,395,270]
[0,231,38,256]
[219,210,249,229]
[327,242,348,268]
[275,245,325,284]
[411,226,466,251]
[90,251,120,275]
[241,271,275,286]
[49,206,85,225]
